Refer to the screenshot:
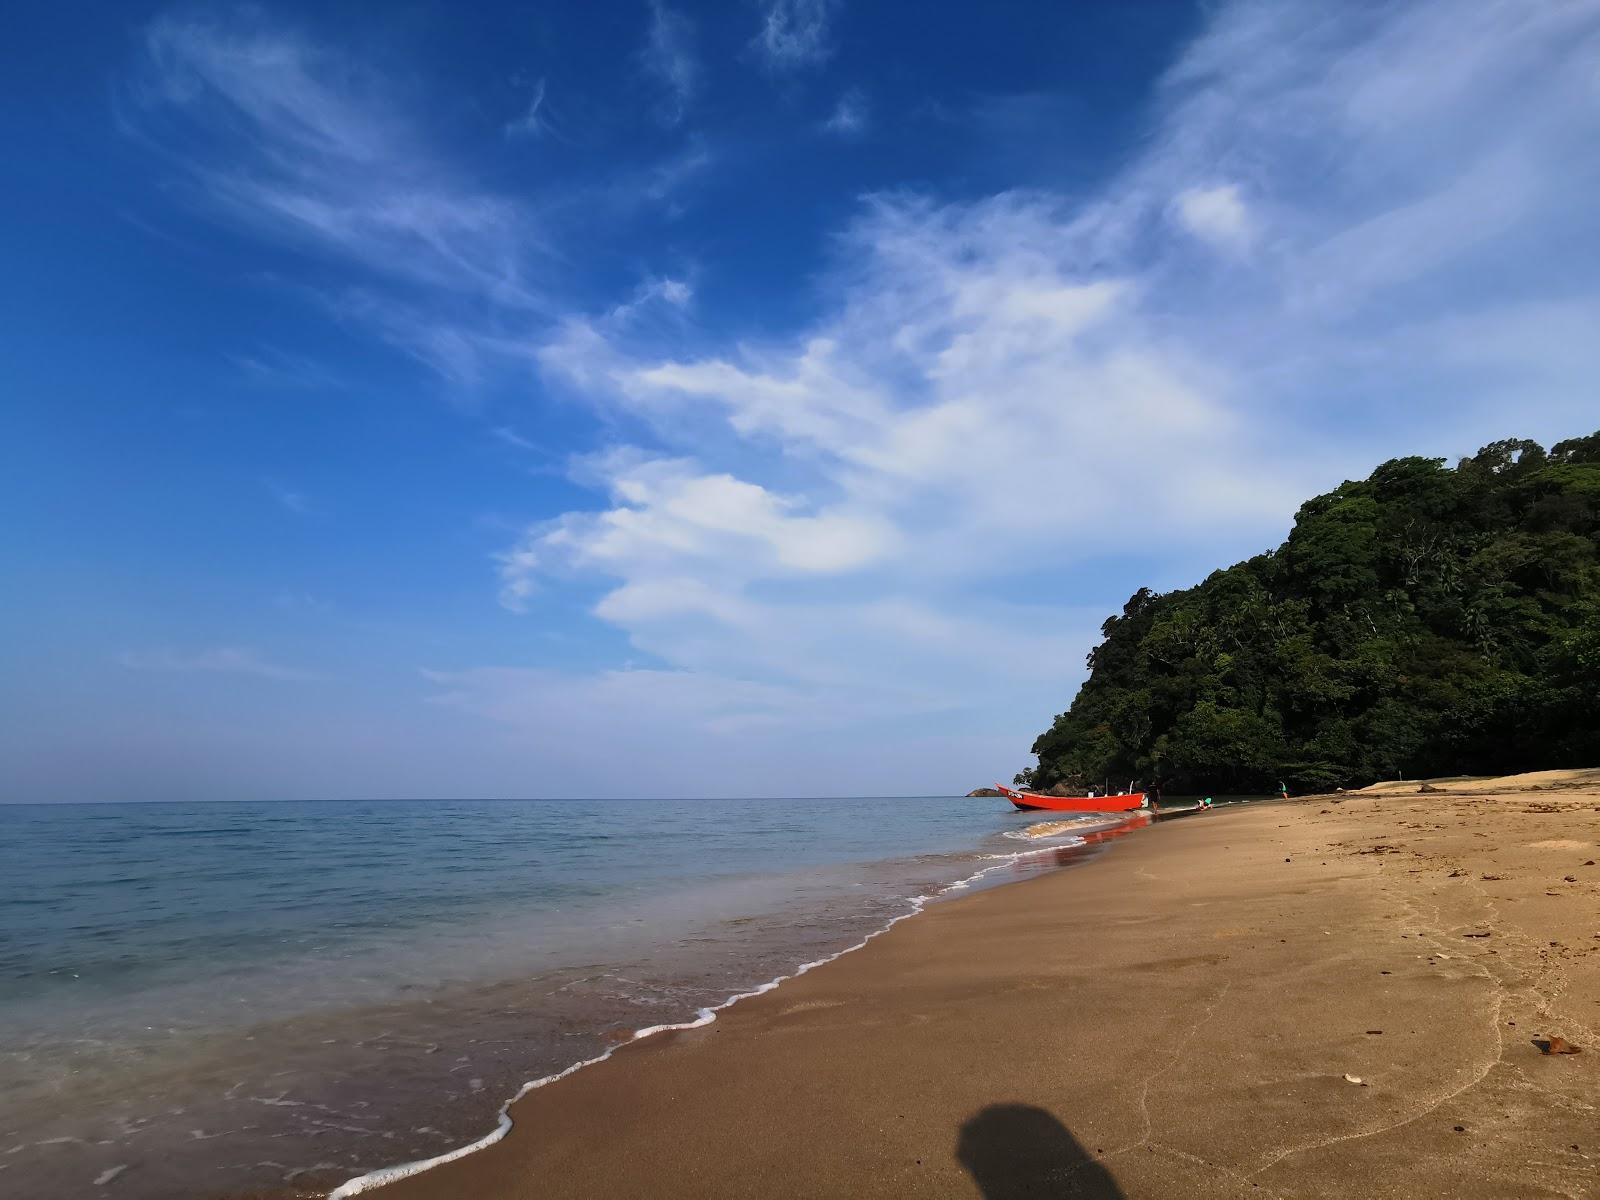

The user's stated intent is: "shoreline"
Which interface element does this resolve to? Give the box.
[344,772,1598,1199]
[6,795,1099,1200]
[325,811,1154,1197]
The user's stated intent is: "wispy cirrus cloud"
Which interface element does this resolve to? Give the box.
[820,88,867,137]
[491,425,543,453]
[640,1,699,126]
[131,8,544,308]
[232,347,346,391]
[125,6,718,395]
[124,6,590,397]
[503,76,550,140]
[118,647,322,682]
[751,0,841,72]
[633,137,714,208]
[267,481,312,515]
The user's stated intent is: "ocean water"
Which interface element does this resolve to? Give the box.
[0,797,1127,1199]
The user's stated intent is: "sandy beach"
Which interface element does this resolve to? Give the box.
[344,771,1600,1200]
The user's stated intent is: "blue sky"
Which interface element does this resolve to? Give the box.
[4,0,1600,801]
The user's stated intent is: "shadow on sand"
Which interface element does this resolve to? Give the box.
[956,1104,1125,1199]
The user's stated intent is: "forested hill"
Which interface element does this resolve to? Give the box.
[1024,433,1600,795]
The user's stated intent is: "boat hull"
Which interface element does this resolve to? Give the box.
[997,785,1146,813]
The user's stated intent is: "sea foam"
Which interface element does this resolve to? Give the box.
[326,841,1085,1197]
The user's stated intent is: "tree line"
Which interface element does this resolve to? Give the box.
[1022,432,1600,795]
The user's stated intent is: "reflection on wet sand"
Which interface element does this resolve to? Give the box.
[1003,797,1231,878]
[1001,811,1154,879]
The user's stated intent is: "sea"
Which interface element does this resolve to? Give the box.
[0,796,1135,1199]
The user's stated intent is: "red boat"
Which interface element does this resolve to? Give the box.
[996,784,1147,813]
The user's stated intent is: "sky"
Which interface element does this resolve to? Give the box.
[4,0,1600,802]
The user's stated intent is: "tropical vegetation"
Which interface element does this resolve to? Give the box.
[1022,433,1600,795]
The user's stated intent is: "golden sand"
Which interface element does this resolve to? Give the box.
[347,774,1600,1199]
[1354,766,1600,795]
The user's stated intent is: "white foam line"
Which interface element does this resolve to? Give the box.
[325,843,1096,1198]
[1002,824,1104,842]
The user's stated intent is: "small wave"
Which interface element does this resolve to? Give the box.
[982,835,1087,856]
[1002,816,1106,840]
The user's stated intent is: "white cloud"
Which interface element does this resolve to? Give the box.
[133,10,541,307]
[540,192,1274,549]
[232,347,344,390]
[503,77,548,140]
[821,89,868,137]
[512,186,1297,749]
[267,481,311,514]
[752,0,840,71]
[116,0,1600,794]
[126,9,722,390]
[641,1,698,126]
[118,647,321,682]
[496,452,898,612]
[1170,182,1251,251]
[126,7,555,397]
[491,425,541,452]
[499,0,1600,784]
[637,138,713,205]
[656,278,693,307]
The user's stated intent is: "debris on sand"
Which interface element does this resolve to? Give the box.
[1536,1036,1581,1055]
[1343,1073,1366,1085]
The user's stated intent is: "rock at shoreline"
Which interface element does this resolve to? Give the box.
[966,787,1005,798]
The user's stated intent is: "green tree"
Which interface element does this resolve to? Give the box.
[1025,431,1600,793]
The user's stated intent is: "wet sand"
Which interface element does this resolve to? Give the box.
[354,773,1600,1199]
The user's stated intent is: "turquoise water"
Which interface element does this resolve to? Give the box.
[0,796,1096,1199]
